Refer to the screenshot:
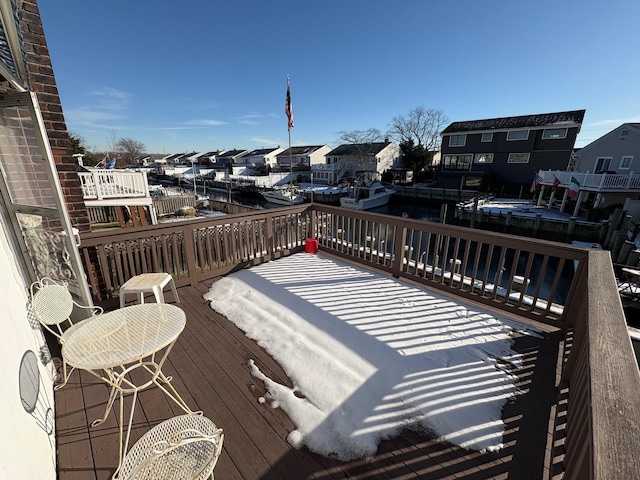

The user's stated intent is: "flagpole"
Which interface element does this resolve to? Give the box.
[286,75,294,205]
[288,127,293,205]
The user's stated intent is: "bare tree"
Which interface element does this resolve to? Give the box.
[115,137,146,167]
[336,128,383,146]
[388,106,449,151]
[335,128,384,180]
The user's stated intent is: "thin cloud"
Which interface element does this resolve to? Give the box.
[64,107,124,129]
[238,112,263,125]
[183,119,228,126]
[250,136,281,146]
[587,116,640,127]
[238,112,263,120]
[87,86,132,100]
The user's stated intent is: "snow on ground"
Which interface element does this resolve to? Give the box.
[462,198,579,221]
[204,252,542,461]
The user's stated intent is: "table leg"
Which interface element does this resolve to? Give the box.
[153,369,202,416]
[91,382,119,428]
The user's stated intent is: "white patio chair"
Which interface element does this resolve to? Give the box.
[114,414,224,480]
[29,277,103,389]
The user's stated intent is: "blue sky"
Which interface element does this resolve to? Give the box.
[38,1,640,154]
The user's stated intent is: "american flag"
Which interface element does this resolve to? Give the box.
[530,173,542,193]
[285,76,294,131]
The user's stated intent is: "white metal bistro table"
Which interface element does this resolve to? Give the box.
[61,303,200,470]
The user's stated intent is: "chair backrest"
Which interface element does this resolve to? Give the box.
[117,414,224,480]
[30,278,75,338]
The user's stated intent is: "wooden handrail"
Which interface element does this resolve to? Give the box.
[562,250,640,480]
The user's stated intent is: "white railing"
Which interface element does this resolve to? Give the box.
[538,170,640,190]
[78,170,150,200]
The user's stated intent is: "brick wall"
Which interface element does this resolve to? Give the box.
[18,0,91,232]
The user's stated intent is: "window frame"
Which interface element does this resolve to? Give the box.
[506,130,529,141]
[481,132,493,142]
[507,153,530,163]
[442,154,473,170]
[448,134,466,147]
[542,128,568,139]
[595,156,612,173]
[620,155,633,170]
[474,153,494,164]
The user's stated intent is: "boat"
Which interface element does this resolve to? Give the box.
[261,186,306,206]
[339,179,394,210]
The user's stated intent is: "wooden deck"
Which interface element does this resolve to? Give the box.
[54,280,566,480]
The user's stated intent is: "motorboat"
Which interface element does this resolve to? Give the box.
[261,186,306,206]
[339,180,394,210]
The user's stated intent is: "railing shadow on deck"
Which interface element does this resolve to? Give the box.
[77,203,640,480]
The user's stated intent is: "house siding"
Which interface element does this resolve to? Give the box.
[440,126,579,190]
[575,125,640,173]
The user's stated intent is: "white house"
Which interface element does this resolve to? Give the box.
[324,141,402,181]
[244,147,285,170]
[275,145,332,170]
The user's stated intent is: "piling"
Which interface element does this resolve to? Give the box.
[617,240,636,264]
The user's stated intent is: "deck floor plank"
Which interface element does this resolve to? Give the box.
[55,281,561,480]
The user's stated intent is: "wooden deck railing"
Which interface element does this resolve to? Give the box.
[562,251,640,480]
[78,203,640,479]
[80,204,310,299]
[311,204,588,328]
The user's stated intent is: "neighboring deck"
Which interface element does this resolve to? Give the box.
[54,279,565,480]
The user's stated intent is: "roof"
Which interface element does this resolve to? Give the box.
[278,145,326,156]
[327,142,390,156]
[577,122,640,153]
[247,148,280,156]
[218,149,248,158]
[441,110,586,134]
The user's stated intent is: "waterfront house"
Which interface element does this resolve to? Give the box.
[534,124,640,216]
[574,123,640,175]
[2,1,640,479]
[275,144,332,172]
[216,148,250,168]
[244,146,285,171]
[325,141,401,181]
[438,110,585,193]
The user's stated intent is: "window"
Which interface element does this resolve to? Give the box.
[481,132,493,142]
[464,176,483,187]
[542,128,567,139]
[620,156,633,169]
[506,130,529,141]
[442,154,472,170]
[448,134,466,147]
[507,153,530,163]
[474,153,494,164]
[595,156,612,173]
[620,129,630,138]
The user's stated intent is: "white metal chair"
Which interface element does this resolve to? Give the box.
[29,277,103,389]
[114,414,224,480]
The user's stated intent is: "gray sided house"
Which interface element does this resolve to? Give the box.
[325,141,401,180]
[216,149,250,167]
[244,147,285,170]
[438,110,585,193]
[574,123,640,174]
[275,145,332,170]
